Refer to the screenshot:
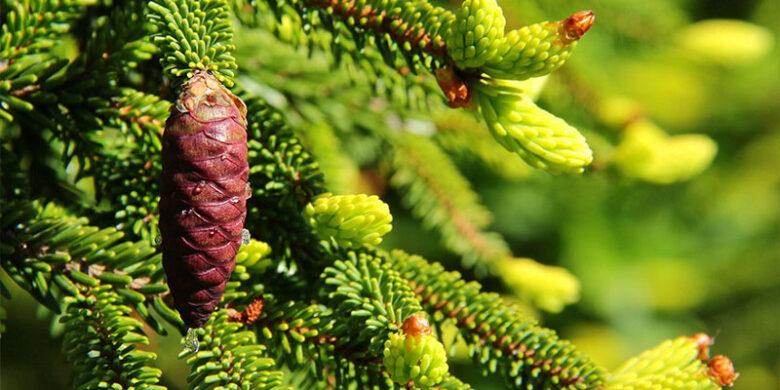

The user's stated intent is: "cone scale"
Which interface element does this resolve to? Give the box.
[159,70,249,328]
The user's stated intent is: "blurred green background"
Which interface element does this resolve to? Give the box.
[2,0,779,388]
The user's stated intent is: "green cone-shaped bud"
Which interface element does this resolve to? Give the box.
[305,193,393,247]
[475,78,593,173]
[495,257,580,313]
[612,120,717,184]
[484,10,594,80]
[677,19,773,67]
[383,315,449,388]
[607,335,727,390]
[446,0,507,68]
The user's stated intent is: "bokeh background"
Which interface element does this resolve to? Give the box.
[2,0,778,388]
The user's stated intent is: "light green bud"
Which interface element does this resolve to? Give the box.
[612,120,717,184]
[446,0,507,68]
[677,19,773,66]
[383,327,449,388]
[305,193,393,247]
[607,336,725,390]
[495,257,580,313]
[475,78,593,173]
[483,11,594,80]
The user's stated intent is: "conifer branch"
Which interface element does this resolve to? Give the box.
[254,299,335,372]
[61,285,165,390]
[0,200,174,333]
[322,250,424,359]
[242,0,455,70]
[433,110,533,180]
[242,94,327,271]
[243,94,325,206]
[93,88,168,240]
[0,0,88,60]
[0,197,309,331]
[147,0,237,85]
[183,310,285,389]
[386,250,605,389]
[388,133,509,270]
[236,0,453,107]
[0,1,742,389]
[253,298,393,387]
[301,123,362,194]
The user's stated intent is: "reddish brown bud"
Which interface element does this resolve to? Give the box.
[562,10,595,43]
[708,355,739,387]
[229,297,265,325]
[691,332,713,360]
[435,66,472,109]
[160,70,249,328]
[401,314,432,337]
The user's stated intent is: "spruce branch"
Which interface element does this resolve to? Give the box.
[182,310,285,389]
[147,0,238,85]
[388,132,509,270]
[252,297,472,388]
[237,0,454,107]
[0,0,89,60]
[1,0,154,127]
[238,0,597,175]
[61,285,165,390]
[243,94,324,205]
[242,93,327,272]
[301,123,362,194]
[93,88,168,240]
[322,250,425,360]
[2,2,163,223]
[246,0,455,69]
[433,110,533,180]
[68,0,157,87]
[0,197,288,335]
[253,298,341,386]
[0,200,175,333]
[386,250,605,389]
[0,53,68,122]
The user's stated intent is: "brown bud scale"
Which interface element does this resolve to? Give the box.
[561,10,595,44]
[401,314,432,337]
[228,297,265,325]
[435,66,472,109]
[708,355,739,387]
[159,71,249,328]
[691,332,713,360]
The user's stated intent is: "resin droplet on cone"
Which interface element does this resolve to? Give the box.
[159,70,249,328]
